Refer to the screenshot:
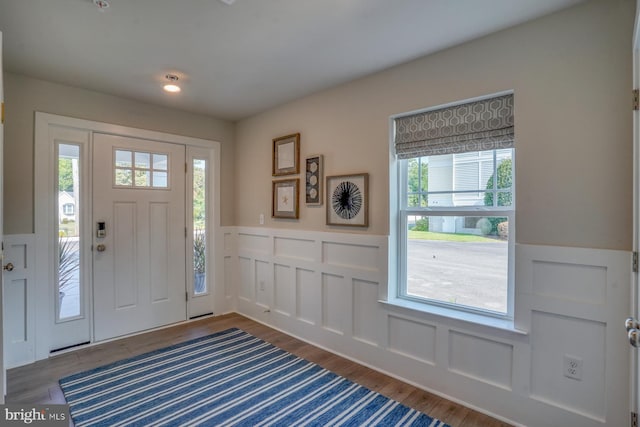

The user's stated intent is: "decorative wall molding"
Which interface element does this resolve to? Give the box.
[229,227,630,427]
[6,225,630,426]
[2,234,36,369]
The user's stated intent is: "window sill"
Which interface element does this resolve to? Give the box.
[379,297,528,336]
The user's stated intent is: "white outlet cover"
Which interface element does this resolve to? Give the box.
[563,354,583,380]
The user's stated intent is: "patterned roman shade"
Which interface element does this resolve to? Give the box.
[394,94,514,159]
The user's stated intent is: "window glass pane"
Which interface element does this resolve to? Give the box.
[135,152,151,169]
[153,154,168,171]
[412,149,513,208]
[134,170,150,187]
[193,159,207,295]
[406,215,508,314]
[58,144,81,319]
[115,168,132,186]
[115,150,132,167]
[152,171,168,188]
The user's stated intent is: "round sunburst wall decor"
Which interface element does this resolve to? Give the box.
[332,181,362,219]
[326,173,369,227]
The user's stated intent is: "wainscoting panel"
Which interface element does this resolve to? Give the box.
[322,241,380,271]
[238,256,253,301]
[322,273,346,335]
[531,260,607,305]
[223,256,233,298]
[3,234,36,369]
[387,315,436,365]
[273,264,293,317]
[296,268,318,325]
[232,228,630,427]
[274,237,314,261]
[529,311,606,421]
[448,330,513,390]
[352,279,379,346]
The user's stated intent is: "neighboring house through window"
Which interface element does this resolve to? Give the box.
[58,191,76,223]
[63,203,74,216]
[391,93,515,319]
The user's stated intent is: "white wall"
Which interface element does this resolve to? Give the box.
[228,226,629,427]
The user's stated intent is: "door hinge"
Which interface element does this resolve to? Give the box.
[634,252,638,273]
[632,411,638,427]
[185,227,188,238]
[185,162,188,173]
[1,102,4,124]
[186,291,189,302]
[634,89,639,111]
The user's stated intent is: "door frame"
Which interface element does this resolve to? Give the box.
[632,0,639,418]
[34,112,222,361]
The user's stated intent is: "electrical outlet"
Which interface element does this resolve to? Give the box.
[563,354,583,380]
[259,280,265,291]
[259,213,264,225]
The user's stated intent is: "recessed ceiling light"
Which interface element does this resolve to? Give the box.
[93,0,110,10]
[219,0,236,5]
[163,74,181,93]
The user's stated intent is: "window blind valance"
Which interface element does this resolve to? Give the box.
[394,94,514,159]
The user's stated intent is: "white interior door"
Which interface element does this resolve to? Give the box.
[93,134,186,341]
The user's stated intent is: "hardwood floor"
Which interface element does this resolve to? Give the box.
[7,313,513,427]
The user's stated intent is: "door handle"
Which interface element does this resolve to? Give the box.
[626,317,640,331]
[3,262,13,271]
[627,318,640,348]
[631,329,640,348]
[96,244,106,252]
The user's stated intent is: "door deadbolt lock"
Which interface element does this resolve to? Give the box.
[96,244,106,252]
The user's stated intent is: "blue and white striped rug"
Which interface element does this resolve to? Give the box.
[60,328,450,426]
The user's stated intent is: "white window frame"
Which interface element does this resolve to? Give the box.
[388,99,516,325]
[397,152,515,319]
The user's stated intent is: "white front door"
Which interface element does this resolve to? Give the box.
[92,134,187,341]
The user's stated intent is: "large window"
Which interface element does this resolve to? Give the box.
[394,93,515,318]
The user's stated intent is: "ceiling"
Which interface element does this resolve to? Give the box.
[0,0,585,121]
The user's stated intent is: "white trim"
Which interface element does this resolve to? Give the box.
[34,112,223,360]
[632,0,640,417]
[394,150,515,320]
[35,112,218,149]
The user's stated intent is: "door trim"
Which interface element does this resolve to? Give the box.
[34,112,222,361]
[632,0,639,417]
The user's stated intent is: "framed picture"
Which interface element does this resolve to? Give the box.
[272,178,299,219]
[326,173,369,227]
[272,133,300,176]
[305,154,323,205]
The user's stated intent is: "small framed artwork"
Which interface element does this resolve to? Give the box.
[272,133,300,176]
[326,173,369,227]
[305,154,323,205]
[272,178,299,219]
